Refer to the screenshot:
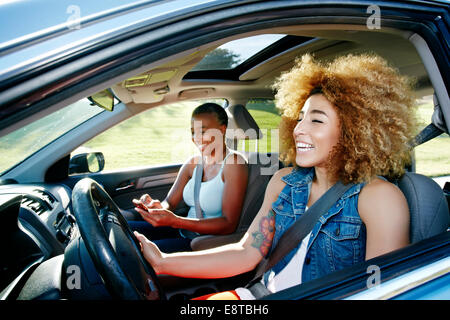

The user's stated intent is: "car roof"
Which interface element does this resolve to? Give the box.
[1,0,447,47]
[0,0,206,44]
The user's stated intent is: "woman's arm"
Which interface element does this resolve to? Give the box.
[163,156,199,211]
[358,178,410,260]
[135,168,291,279]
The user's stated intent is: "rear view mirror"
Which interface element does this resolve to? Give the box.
[88,89,118,111]
[69,152,105,175]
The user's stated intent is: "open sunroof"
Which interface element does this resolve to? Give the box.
[191,34,286,71]
[185,34,314,80]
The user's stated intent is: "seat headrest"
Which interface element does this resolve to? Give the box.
[227,104,262,140]
[396,172,450,243]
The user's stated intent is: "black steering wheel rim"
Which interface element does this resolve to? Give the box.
[71,177,164,300]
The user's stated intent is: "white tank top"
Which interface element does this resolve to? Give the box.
[182,152,234,219]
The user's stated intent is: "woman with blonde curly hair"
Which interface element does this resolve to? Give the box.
[134,53,417,300]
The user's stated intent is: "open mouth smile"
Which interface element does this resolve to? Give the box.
[296,142,315,152]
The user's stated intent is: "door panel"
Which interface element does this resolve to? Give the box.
[64,163,189,220]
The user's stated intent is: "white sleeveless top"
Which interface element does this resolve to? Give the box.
[182,152,234,220]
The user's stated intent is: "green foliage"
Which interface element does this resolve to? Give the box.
[194,48,241,69]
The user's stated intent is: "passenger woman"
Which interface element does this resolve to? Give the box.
[132,103,248,253]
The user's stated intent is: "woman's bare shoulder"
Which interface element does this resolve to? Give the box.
[224,151,248,166]
[183,155,202,177]
[187,155,202,165]
[265,167,293,195]
[272,166,294,179]
[360,177,404,200]
[358,177,409,223]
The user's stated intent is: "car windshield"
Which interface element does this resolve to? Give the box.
[0,98,103,175]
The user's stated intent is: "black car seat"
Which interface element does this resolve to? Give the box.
[191,104,281,250]
[399,93,450,242]
[395,172,449,243]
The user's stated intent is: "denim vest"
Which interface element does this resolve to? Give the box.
[265,167,366,285]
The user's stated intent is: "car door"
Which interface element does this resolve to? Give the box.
[65,163,184,219]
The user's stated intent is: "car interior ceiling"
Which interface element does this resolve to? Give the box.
[110,27,431,107]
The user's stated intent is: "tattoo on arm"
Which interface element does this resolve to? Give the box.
[251,210,275,257]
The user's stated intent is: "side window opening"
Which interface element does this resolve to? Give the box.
[70,99,226,173]
[414,94,450,188]
[237,99,281,155]
[238,96,449,188]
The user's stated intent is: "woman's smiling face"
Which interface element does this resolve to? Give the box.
[191,112,226,155]
[293,94,341,169]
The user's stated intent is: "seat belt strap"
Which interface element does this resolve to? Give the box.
[194,162,204,219]
[247,181,354,295]
[409,123,443,148]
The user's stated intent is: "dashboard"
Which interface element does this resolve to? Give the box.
[0,182,78,299]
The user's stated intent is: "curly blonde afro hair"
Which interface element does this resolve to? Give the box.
[273,53,418,184]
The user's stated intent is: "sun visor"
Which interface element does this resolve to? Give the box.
[111,84,132,103]
[227,104,262,140]
[432,94,449,135]
[112,68,177,104]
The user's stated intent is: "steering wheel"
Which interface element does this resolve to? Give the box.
[71,178,165,300]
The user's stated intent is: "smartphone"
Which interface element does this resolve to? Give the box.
[133,199,148,211]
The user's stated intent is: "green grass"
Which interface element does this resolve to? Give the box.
[82,99,283,172]
[415,137,450,177]
[237,99,281,154]
[0,99,101,174]
[81,101,200,171]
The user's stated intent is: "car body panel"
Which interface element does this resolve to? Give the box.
[346,256,450,300]
[393,272,450,300]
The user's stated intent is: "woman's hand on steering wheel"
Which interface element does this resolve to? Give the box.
[72,178,165,300]
[134,231,165,274]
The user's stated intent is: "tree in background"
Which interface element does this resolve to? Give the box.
[194,48,241,69]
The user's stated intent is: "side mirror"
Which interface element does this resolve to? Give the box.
[69,152,105,175]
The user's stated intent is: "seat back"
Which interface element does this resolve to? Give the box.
[236,152,281,232]
[226,103,280,231]
[190,152,281,250]
[395,172,450,243]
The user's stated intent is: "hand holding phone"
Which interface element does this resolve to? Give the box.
[133,198,148,211]
[133,194,164,212]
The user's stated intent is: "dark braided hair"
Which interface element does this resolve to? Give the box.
[192,103,228,127]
